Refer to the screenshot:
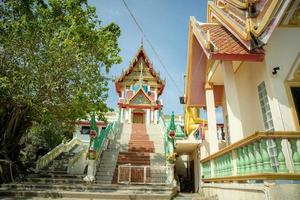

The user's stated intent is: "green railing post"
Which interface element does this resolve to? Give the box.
[248,144,257,173]
[275,139,288,173]
[260,139,273,173]
[243,146,250,174]
[289,139,300,173]
[254,142,263,173]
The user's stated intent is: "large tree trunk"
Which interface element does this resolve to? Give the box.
[0,103,32,183]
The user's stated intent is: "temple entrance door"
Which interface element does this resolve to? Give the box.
[132,111,145,124]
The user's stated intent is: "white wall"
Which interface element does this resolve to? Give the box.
[73,125,105,142]
[234,61,267,136]
[264,27,300,131]
[224,27,300,136]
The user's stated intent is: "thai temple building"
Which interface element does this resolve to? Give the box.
[181,0,300,199]
[115,45,165,124]
[1,1,300,200]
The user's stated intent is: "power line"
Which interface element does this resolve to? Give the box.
[121,0,184,96]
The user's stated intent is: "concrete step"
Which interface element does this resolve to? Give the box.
[116,160,150,165]
[172,193,202,200]
[95,175,113,181]
[119,152,150,156]
[24,178,85,184]
[97,171,115,176]
[0,189,173,200]
[95,180,111,184]
[32,173,85,179]
[97,164,116,170]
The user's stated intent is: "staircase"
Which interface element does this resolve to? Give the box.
[0,122,175,199]
[95,123,131,184]
[112,123,154,184]
[40,144,79,173]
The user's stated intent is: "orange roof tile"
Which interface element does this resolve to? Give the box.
[195,23,264,61]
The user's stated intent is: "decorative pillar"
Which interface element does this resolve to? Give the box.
[154,89,158,101]
[120,108,124,123]
[221,61,244,142]
[125,108,129,122]
[205,83,219,154]
[260,139,273,172]
[275,139,288,172]
[150,108,154,123]
[146,109,150,124]
[289,139,300,172]
[154,110,158,124]
[166,163,176,186]
[128,108,132,123]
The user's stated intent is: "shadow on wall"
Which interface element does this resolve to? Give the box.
[175,156,187,178]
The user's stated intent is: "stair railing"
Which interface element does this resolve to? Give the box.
[158,112,174,157]
[67,146,88,173]
[90,113,121,178]
[36,137,80,171]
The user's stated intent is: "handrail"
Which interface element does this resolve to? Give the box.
[201,131,300,163]
[36,137,80,171]
[201,131,300,182]
[68,147,87,169]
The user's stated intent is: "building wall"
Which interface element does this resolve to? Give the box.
[201,183,300,200]
[223,27,300,137]
[234,61,267,136]
[73,124,106,141]
[264,27,300,131]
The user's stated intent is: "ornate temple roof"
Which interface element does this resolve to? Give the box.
[193,21,264,61]
[115,45,165,96]
[207,0,297,50]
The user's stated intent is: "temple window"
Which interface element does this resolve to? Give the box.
[258,81,274,131]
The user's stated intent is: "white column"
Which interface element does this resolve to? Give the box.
[146,109,150,124]
[120,108,124,123]
[128,108,132,123]
[221,61,244,142]
[154,110,158,124]
[205,83,219,154]
[150,109,154,123]
[125,108,129,122]
[154,90,158,101]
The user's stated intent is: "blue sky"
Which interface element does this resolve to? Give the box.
[88,0,210,115]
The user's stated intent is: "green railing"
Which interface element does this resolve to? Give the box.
[159,113,172,156]
[201,132,300,182]
[95,112,121,161]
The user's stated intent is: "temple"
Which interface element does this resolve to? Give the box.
[181,0,300,199]
[115,45,165,124]
[1,1,300,199]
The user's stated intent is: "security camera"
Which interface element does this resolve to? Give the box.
[272,67,280,75]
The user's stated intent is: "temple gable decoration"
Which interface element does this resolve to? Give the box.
[129,89,152,105]
[115,44,164,124]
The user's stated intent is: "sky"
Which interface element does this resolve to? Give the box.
[88,0,216,117]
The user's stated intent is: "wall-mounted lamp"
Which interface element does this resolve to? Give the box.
[272,66,280,75]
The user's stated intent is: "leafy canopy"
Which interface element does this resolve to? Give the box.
[0,0,121,160]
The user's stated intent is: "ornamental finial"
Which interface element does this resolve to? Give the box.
[141,38,143,47]
[139,61,144,85]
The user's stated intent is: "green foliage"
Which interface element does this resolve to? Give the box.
[0,0,122,166]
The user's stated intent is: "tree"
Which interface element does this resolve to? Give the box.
[0,0,121,181]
